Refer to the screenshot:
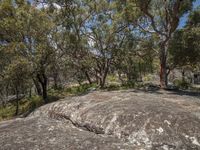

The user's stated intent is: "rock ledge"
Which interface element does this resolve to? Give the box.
[1,90,200,150]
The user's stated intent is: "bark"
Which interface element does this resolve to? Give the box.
[118,71,125,84]
[138,62,142,80]
[42,82,48,103]
[99,76,106,88]
[100,67,109,88]
[95,71,99,85]
[37,73,48,104]
[6,85,8,98]
[98,60,110,88]
[85,71,92,85]
[182,69,185,82]
[138,0,182,88]
[159,42,168,88]
[53,71,59,89]
[53,76,58,89]
[29,87,32,98]
[33,79,42,96]
[15,87,19,116]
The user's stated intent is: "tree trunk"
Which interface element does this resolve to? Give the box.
[99,77,105,88]
[33,78,42,96]
[42,81,48,103]
[15,87,19,116]
[160,60,167,88]
[29,87,32,98]
[182,69,185,82]
[53,76,58,89]
[99,66,109,88]
[85,71,92,84]
[6,84,9,98]
[37,74,48,104]
[159,42,168,88]
[138,62,142,81]
[95,71,99,85]
[101,60,110,88]
[118,71,125,84]
[53,71,59,89]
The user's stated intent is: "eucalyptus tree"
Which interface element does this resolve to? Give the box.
[39,0,128,88]
[84,0,129,88]
[113,27,156,84]
[125,0,195,87]
[0,45,12,101]
[38,0,96,85]
[4,58,31,115]
[169,7,200,72]
[0,0,56,103]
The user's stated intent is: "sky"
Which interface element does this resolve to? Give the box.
[29,0,200,28]
[178,0,200,28]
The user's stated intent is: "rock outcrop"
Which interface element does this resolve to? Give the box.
[0,90,200,150]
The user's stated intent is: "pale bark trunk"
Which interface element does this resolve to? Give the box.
[99,72,107,88]
[33,79,42,96]
[100,61,109,88]
[85,71,92,85]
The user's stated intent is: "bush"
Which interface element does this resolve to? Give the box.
[0,105,16,121]
[105,84,121,91]
[107,75,118,82]
[28,96,43,110]
[65,83,97,95]
[173,79,190,89]
[120,82,135,90]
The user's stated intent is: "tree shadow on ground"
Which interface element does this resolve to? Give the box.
[166,89,200,98]
[119,84,164,95]
[121,84,200,98]
[137,84,164,95]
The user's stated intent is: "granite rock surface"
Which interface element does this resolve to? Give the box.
[1,90,200,150]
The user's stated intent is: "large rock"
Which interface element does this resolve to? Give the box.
[0,90,200,150]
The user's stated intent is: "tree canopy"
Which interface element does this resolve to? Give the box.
[0,0,199,107]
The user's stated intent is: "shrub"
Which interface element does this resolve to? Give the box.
[173,79,190,89]
[106,84,121,91]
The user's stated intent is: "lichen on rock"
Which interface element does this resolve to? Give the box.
[0,90,200,150]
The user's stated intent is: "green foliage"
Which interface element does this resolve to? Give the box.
[104,84,122,91]
[107,75,118,82]
[0,0,200,122]
[122,82,136,89]
[143,74,153,82]
[0,95,43,121]
[186,6,200,27]
[169,7,200,70]
[0,0,56,102]
[0,104,16,121]
[0,83,97,121]
[173,79,190,89]
[4,57,31,87]
[17,96,44,114]
[48,88,66,99]
[65,83,97,95]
